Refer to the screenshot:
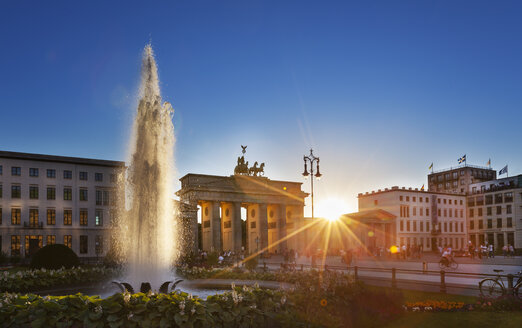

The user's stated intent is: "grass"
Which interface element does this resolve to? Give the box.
[385,312,522,328]
[367,285,477,303]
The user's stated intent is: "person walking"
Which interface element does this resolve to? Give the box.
[488,244,494,258]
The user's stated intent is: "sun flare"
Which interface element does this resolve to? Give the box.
[315,197,352,222]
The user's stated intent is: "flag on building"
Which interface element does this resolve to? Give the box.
[421,184,425,191]
[499,165,508,175]
[428,163,433,170]
[458,154,466,164]
[487,158,491,167]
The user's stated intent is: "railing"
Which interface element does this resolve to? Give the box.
[258,262,519,295]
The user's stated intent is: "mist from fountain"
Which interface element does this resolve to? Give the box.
[115,45,179,291]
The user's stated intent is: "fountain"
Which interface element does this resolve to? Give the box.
[112,45,180,293]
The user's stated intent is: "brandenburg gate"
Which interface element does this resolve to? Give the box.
[176,149,308,254]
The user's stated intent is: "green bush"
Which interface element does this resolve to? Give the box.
[0,251,8,265]
[29,244,80,270]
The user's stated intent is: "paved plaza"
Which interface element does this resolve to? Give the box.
[259,254,522,296]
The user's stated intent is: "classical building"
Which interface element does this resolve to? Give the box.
[176,173,308,254]
[0,151,124,260]
[466,175,522,250]
[356,186,467,251]
[428,165,496,194]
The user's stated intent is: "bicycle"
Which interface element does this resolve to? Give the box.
[479,270,522,299]
[438,257,458,270]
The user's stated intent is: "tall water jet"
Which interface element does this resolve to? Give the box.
[117,45,178,289]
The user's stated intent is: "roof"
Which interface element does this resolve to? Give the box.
[0,150,125,168]
[341,209,396,222]
[358,186,466,198]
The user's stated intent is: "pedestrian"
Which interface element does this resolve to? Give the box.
[508,244,515,257]
[502,245,508,258]
[488,244,494,258]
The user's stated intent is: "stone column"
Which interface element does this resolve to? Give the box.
[211,201,222,252]
[278,204,287,252]
[232,202,243,252]
[259,204,268,251]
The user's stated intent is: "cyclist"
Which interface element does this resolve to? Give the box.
[440,246,452,267]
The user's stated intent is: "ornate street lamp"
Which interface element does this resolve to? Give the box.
[303,149,321,220]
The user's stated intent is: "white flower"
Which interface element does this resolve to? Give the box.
[425,306,433,311]
[94,305,103,313]
[179,300,186,311]
[124,293,131,303]
[249,304,257,309]
[191,308,196,315]
[413,307,420,312]
[44,296,51,301]
[127,313,134,320]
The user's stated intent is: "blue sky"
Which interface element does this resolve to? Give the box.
[1,0,521,215]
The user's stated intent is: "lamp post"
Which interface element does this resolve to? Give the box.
[302,149,322,220]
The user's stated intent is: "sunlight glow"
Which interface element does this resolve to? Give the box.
[315,197,352,222]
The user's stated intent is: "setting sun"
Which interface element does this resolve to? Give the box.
[315,197,352,222]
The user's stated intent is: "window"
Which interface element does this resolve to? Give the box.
[46,169,56,178]
[406,221,410,231]
[413,221,417,232]
[420,208,423,216]
[11,167,21,176]
[80,210,88,226]
[96,190,102,205]
[0,184,2,198]
[11,185,21,198]
[497,218,502,228]
[47,187,56,200]
[374,200,378,206]
[0,165,2,175]
[29,186,39,199]
[478,208,483,216]
[444,209,447,217]
[487,207,492,215]
[400,196,403,201]
[79,172,88,180]
[426,221,430,232]
[413,207,416,216]
[80,235,88,254]
[46,235,55,245]
[438,209,441,216]
[95,210,103,226]
[443,199,447,204]
[485,195,493,205]
[64,187,72,200]
[460,222,463,232]
[449,199,452,205]
[79,188,88,201]
[11,236,21,256]
[496,206,501,215]
[95,235,103,254]
[504,192,513,203]
[0,207,2,225]
[47,209,55,225]
[487,219,492,229]
[64,235,72,248]
[63,209,72,225]
[420,197,423,203]
[400,220,404,231]
[470,220,474,230]
[420,221,424,232]
[406,196,410,201]
[95,173,103,182]
[426,208,429,216]
[449,209,453,217]
[413,197,416,202]
[29,168,39,177]
[507,217,512,228]
[479,220,483,229]
[64,170,72,179]
[29,209,39,227]
[506,205,512,214]
[11,208,21,225]
[444,222,447,232]
[469,209,474,218]
[495,193,503,204]
[426,197,429,203]
[437,199,441,204]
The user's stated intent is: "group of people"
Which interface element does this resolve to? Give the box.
[466,242,516,259]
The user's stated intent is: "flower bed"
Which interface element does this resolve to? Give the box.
[404,296,522,312]
[0,286,292,328]
[0,266,119,293]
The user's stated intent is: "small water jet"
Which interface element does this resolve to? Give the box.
[114,44,179,292]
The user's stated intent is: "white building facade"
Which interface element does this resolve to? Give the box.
[467,175,522,251]
[0,151,124,260]
[358,186,467,251]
